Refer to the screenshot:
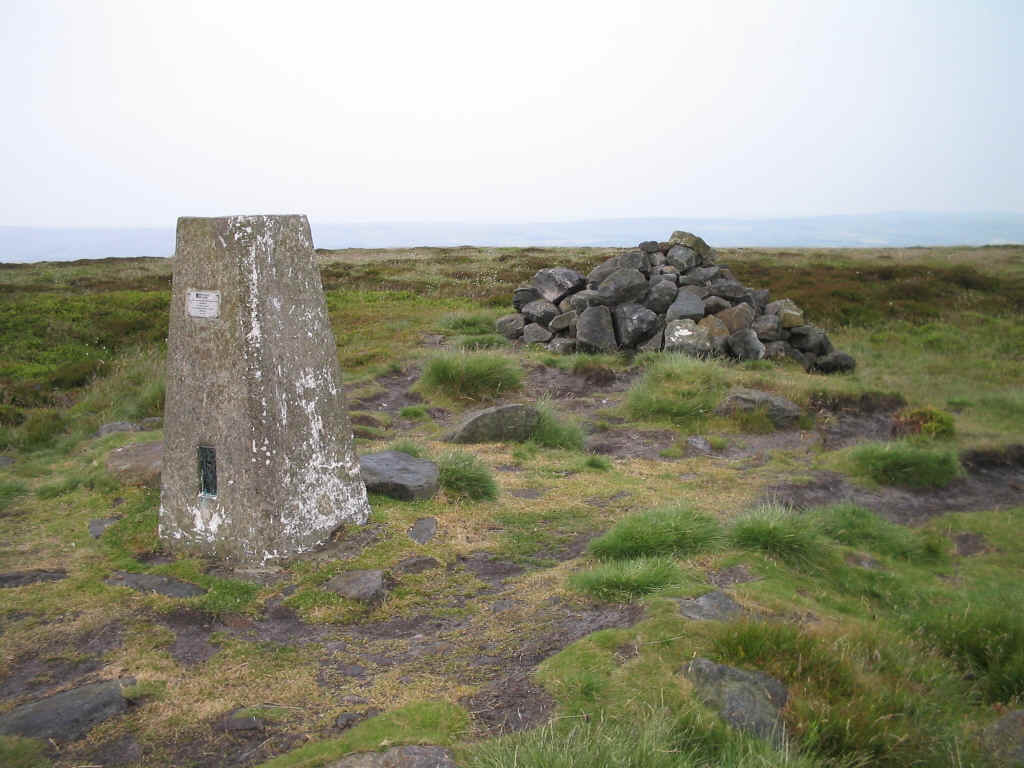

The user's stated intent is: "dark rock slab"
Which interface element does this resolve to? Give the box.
[752,314,785,342]
[788,325,834,356]
[576,305,617,352]
[408,517,438,544]
[716,302,755,334]
[666,244,699,272]
[512,283,542,311]
[664,320,712,357]
[814,351,856,374]
[665,291,705,323]
[445,404,540,444]
[549,310,576,333]
[325,745,457,768]
[715,388,801,428]
[105,570,206,598]
[494,313,525,339]
[323,570,390,603]
[522,323,554,344]
[106,441,163,489]
[547,337,576,355]
[613,303,659,347]
[0,679,130,741]
[595,268,648,305]
[684,658,787,743]
[88,517,120,539]
[644,279,678,314]
[521,299,559,327]
[393,555,441,574]
[727,329,767,361]
[0,569,68,588]
[360,451,440,501]
[530,267,585,304]
[676,590,746,621]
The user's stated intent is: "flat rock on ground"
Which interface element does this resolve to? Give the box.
[684,658,788,744]
[323,570,390,604]
[408,517,438,544]
[105,441,163,489]
[715,387,802,428]
[444,404,539,443]
[0,569,68,588]
[360,451,439,501]
[325,745,457,768]
[88,517,120,539]
[105,570,206,598]
[984,709,1024,767]
[0,679,131,741]
[676,590,746,621]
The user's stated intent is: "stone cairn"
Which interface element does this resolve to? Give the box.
[495,231,855,373]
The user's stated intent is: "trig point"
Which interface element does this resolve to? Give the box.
[159,215,370,564]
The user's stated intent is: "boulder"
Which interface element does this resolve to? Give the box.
[566,289,601,314]
[644,279,678,315]
[586,257,621,288]
[665,245,699,272]
[638,240,661,253]
[664,320,712,357]
[547,337,577,355]
[665,291,706,323]
[530,267,585,303]
[549,311,577,334]
[708,280,751,304]
[522,323,554,344]
[684,658,787,743]
[703,296,732,315]
[613,303,659,347]
[814,351,856,374]
[716,303,755,334]
[106,441,163,489]
[359,451,440,500]
[763,341,790,360]
[788,325,834,356]
[446,404,540,444]
[751,313,785,342]
[521,299,559,327]
[751,288,771,310]
[765,298,804,327]
[715,387,802,428]
[0,679,131,741]
[678,266,722,286]
[669,231,716,264]
[512,283,542,311]
[323,570,390,604]
[494,313,525,339]
[638,330,664,352]
[576,305,617,352]
[617,249,652,274]
[105,571,207,598]
[407,517,438,544]
[324,745,457,768]
[698,315,731,354]
[595,268,648,305]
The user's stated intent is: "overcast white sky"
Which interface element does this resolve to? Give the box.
[2,0,1021,227]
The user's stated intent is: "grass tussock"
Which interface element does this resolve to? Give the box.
[569,556,684,602]
[589,506,722,560]
[388,439,426,458]
[531,401,584,451]
[418,352,522,401]
[627,355,729,428]
[730,503,822,569]
[437,450,498,501]
[813,503,946,564]
[849,441,962,488]
[439,311,502,335]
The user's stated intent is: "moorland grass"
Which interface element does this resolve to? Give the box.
[531,401,584,450]
[0,480,27,513]
[627,355,728,429]
[418,352,522,401]
[589,505,722,560]
[397,404,429,421]
[730,503,822,570]
[439,311,502,335]
[437,450,498,500]
[581,454,611,471]
[849,441,961,488]
[454,333,508,350]
[569,556,684,601]
[812,503,945,564]
[894,406,956,439]
[388,439,426,458]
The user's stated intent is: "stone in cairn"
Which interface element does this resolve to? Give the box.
[494,232,855,372]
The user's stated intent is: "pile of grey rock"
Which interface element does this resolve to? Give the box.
[495,231,855,373]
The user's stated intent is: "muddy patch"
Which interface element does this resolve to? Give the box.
[0,622,123,704]
[456,552,526,587]
[707,564,759,587]
[218,601,328,646]
[811,391,905,450]
[350,367,423,413]
[764,447,1024,524]
[954,532,990,557]
[507,487,545,499]
[157,609,219,666]
[462,669,554,735]
[353,613,467,641]
[586,428,678,460]
[717,430,819,461]
[584,490,631,508]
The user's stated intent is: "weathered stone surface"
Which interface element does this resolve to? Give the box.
[0,569,68,588]
[666,244,699,272]
[765,299,804,327]
[325,745,457,768]
[445,404,540,444]
[613,303,659,347]
[708,280,751,303]
[323,570,389,604]
[161,215,370,565]
[494,313,525,339]
[512,283,542,311]
[547,337,577,355]
[716,303,755,334]
[586,257,622,288]
[676,590,745,621]
[105,571,207,598]
[751,313,785,342]
[0,456,14,467]
[698,316,731,354]
[638,240,661,253]
[644,279,678,315]
[360,452,440,501]
[665,291,705,323]
[530,267,585,304]
[814,351,856,374]
[684,658,787,742]
[983,709,1024,767]
[595,268,648,305]
[751,288,771,310]
[107,441,163,489]
[566,289,601,314]
[715,387,802,428]
[763,341,791,360]
[0,679,130,741]
[522,323,554,344]
[617,249,652,274]
[98,421,139,437]
[521,299,559,327]
[394,555,442,574]
[89,518,120,539]
[549,311,577,333]
[703,296,732,315]
[727,329,766,361]
[669,231,716,264]
[408,517,438,545]
[678,265,722,285]
[664,320,712,357]
[638,330,664,352]
[788,325,834,356]
[139,417,163,431]
[576,305,618,352]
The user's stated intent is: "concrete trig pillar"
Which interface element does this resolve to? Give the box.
[159,215,370,564]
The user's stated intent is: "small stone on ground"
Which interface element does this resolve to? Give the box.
[685,658,788,744]
[408,517,438,544]
[105,571,206,598]
[360,451,440,501]
[325,745,457,768]
[323,570,390,603]
[676,590,746,621]
[88,517,120,539]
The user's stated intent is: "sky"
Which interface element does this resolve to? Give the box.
[2,0,1022,228]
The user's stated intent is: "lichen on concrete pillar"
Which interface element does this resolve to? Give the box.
[159,215,370,564]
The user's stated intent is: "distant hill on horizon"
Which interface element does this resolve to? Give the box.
[2,211,1022,263]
